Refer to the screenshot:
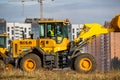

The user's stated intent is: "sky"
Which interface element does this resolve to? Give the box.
[0,0,120,24]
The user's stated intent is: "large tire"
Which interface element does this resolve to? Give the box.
[74,53,96,73]
[20,54,41,72]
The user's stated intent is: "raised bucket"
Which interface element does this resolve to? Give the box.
[110,14,120,32]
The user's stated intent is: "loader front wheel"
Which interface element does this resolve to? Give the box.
[20,54,41,72]
[74,53,96,73]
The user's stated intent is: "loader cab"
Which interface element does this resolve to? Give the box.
[39,19,69,43]
[39,22,67,43]
[38,18,70,53]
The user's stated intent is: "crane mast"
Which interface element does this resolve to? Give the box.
[11,0,54,18]
[38,0,54,19]
[21,0,25,16]
[38,0,43,19]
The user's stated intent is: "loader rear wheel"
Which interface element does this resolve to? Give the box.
[20,54,41,72]
[74,53,96,73]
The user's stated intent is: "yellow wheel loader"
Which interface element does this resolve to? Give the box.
[0,15,120,73]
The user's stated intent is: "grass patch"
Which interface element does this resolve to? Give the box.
[0,69,120,80]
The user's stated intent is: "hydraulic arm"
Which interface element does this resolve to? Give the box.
[74,23,114,43]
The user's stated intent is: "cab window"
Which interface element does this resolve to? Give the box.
[55,23,63,43]
[47,24,55,37]
[39,24,45,38]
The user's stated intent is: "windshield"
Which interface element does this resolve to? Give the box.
[63,24,69,38]
[0,36,6,48]
[38,21,69,43]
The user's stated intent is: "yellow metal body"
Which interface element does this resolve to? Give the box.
[24,58,36,72]
[12,38,70,58]
[0,33,8,58]
[74,23,114,43]
[39,38,69,53]
[79,58,92,71]
[12,39,37,58]
[38,18,70,24]
[0,48,8,58]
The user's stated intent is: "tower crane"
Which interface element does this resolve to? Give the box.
[37,0,54,19]
[10,0,54,18]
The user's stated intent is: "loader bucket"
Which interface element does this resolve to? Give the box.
[110,14,120,32]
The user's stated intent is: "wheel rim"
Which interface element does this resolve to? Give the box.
[79,58,92,71]
[24,58,36,72]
